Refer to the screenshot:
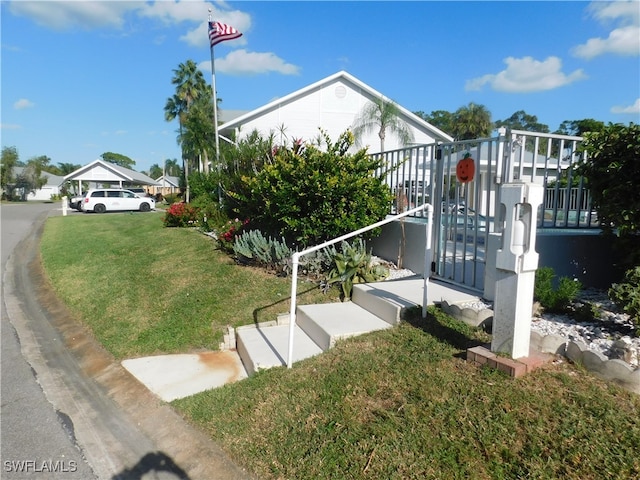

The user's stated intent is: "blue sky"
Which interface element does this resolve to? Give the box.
[2,0,639,174]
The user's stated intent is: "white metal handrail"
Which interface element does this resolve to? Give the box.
[287,203,434,368]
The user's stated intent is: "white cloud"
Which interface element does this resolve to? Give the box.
[1,123,22,130]
[573,25,640,59]
[588,0,640,25]
[200,49,300,76]
[572,1,640,59]
[8,0,250,42]
[138,1,251,48]
[465,56,587,93]
[8,1,137,30]
[14,98,35,109]
[137,0,211,24]
[611,98,640,114]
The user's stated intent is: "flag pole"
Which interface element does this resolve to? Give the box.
[208,9,222,204]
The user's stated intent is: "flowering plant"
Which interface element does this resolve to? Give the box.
[218,218,249,251]
[163,202,199,227]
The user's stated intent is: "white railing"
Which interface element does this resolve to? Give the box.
[287,203,434,368]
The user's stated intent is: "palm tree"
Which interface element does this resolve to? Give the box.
[164,159,180,177]
[351,97,414,152]
[180,97,215,175]
[164,59,209,202]
[452,102,493,140]
[57,162,81,175]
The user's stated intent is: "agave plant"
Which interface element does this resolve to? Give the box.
[325,238,388,300]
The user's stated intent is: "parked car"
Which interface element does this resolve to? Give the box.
[126,187,150,197]
[69,192,86,210]
[81,188,155,213]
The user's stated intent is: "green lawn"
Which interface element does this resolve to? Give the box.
[40,212,336,359]
[40,212,640,479]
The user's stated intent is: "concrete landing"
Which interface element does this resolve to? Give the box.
[122,351,247,402]
[354,276,481,308]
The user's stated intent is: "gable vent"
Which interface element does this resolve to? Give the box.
[334,85,347,99]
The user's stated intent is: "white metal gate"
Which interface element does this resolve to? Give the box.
[375,128,590,292]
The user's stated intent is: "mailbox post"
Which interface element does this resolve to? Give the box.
[491,182,543,359]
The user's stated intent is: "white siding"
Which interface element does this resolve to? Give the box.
[232,77,440,153]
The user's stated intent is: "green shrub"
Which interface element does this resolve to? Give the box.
[163,193,180,205]
[577,123,640,236]
[325,238,388,301]
[219,129,275,220]
[190,196,226,233]
[189,171,220,203]
[609,266,640,332]
[534,266,582,313]
[233,130,393,246]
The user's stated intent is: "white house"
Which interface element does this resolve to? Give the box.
[64,159,160,194]
[148,175,181,196]
[218,71,453,152]
[10,167,65,201]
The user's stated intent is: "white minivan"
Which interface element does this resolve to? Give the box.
[81,188,155,213]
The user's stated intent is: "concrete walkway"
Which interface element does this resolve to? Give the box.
[123,276,482,402]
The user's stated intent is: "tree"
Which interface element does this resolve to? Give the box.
[555,119,605,137]
[164,59,209,202]
[101,152,135,169]
[576,123,640,236]
[148,164,163,179]
[451,102,492,140]
[414,110,455,136]
[495,110,549,133]
[352,97,414,152]
[164,158,181,177]
[1,146,19,196]
[57,162,82,175]
[180,96,215,175]
[15,156,48,200]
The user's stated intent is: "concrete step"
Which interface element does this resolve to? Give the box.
[236,323,323,376]
[352,284,402,325]
[235,278,483,377]
[296,302,394,351]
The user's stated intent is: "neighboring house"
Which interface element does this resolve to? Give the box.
[148,175,181,197]
[11,167,65,201]
[218,70,453,152]
[64,159,160,194]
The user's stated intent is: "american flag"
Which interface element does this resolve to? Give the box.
[208,21,242,48]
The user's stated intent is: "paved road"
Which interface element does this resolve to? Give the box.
[1,203,251,480]
[1,203,95,479]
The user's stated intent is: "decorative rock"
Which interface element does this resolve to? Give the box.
[582,349,610,372]
[610,338,634,363]
[565,340,587,365]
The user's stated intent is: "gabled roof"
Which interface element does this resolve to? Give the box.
[64,160,160,186]
[154,175,180,188]
[13,167,65,187]
[219,70,454,144]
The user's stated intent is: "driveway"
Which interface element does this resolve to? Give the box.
[1,202,251,480]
